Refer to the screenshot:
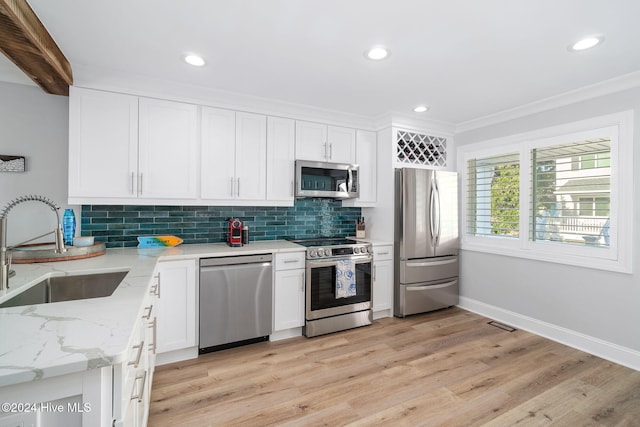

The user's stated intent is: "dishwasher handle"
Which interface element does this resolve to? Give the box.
[200,253,272,267]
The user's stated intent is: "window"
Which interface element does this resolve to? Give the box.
[530,138,610,247]
[460,111,633,273]
[466,153,520,238]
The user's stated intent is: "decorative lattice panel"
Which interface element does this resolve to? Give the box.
[396,130,447,167]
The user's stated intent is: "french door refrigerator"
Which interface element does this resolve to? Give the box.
[394,168,459,317]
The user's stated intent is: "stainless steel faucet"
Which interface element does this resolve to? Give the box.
[0,195,66,291]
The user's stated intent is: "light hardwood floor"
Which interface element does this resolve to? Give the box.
[149,308,640,426]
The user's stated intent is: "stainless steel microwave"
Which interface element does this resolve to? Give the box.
[295,160,359,199]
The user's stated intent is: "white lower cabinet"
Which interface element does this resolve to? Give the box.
[114,277,158,427]
[155,259,197,356]
[273,252,306,333]
[372,244,394,316]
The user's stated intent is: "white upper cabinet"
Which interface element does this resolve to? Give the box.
[138,98,198,199]
[235,112,267,200]
[327,125,357,163]
[69,87,139,199]
[200,107,236,200]
[201,107,267,203]
[295,121,356,163]
[266,116,296,203]
[344,129,377,207]
[69,87,198,203]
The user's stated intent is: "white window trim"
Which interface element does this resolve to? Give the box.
[458,111,633,274]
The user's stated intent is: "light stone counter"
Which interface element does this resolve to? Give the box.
[0,241,304,388]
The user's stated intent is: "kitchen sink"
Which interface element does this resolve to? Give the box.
[0,271,128,309]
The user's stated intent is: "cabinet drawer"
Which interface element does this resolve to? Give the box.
[373,245,393,261]
[275,252,306,271]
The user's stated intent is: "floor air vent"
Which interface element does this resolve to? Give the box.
[487,320,517,332]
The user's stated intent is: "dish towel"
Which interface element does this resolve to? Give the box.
[335,259,356,299]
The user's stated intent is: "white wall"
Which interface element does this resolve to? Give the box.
[0,82,75,246]
[455,87,640,369]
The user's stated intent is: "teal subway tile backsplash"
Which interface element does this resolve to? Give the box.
[81,199,362,248]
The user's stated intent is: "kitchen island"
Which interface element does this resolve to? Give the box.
[0,241,303,426]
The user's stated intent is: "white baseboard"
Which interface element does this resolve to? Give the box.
[156,347,198,366]
[270,327,303,342]
[373,309,392,320]
[458,296,640,372]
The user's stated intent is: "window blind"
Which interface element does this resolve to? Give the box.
[530,138,611,247]
[466,153,520,238]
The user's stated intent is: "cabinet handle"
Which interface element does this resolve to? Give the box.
[148,317,157,354]
[329,143,333,160]
[130,371,147,402]
[324,142,328,160]
[283,259,300,264]
[139,173,143,195]
[237,178,240,197]
[143,305,153,320]
[130,172,135,195]
[128,342,144,368]
[229,178,234,197]
[151,274,160,298]
[378,251,390,255]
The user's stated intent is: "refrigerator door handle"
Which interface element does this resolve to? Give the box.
[429,180,437,242]
[433,177,441,244]
[406,280,458,291]
[406,258,457,267]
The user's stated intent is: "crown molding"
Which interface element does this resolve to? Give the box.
[72,64,377,130]
[373,111,456,135]
[456,70,640,134]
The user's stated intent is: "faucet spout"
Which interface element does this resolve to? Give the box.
[0,195,67,291]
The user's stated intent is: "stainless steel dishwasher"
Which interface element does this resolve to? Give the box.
[199,253,273,353]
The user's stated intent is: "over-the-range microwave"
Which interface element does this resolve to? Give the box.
[295,160,359,199]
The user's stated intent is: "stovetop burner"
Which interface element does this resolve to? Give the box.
[289,237,372,259]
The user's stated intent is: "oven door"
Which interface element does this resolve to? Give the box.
[306,255,372,320]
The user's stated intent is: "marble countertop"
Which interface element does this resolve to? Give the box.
[0,240,304,387]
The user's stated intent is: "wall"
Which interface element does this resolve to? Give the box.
[455,87,640,369]
[82,199,361,248]
[0,82,74,246]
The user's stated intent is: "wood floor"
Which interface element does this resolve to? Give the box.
[148,308,640,426]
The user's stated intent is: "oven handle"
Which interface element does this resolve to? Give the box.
[306,256,372,268]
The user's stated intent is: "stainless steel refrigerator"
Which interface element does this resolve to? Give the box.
[394,168,459,317]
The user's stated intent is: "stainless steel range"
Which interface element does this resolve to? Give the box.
[291,238,373,337]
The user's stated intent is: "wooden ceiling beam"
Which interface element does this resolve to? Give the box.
[0,0,72,95]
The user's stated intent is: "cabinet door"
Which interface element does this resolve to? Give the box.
[156,260,197,354]
[138,98,198,199]
[235,112,267,201]
[266,116,295,203]
[344,129,377,207]
[201,107,236,199]
[327,125,356,163]
[274,269,305,331]
[295,120,327,161]
[69,87,138,199]
[373,259,393,312]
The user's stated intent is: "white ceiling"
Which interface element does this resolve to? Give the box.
[14,0,640,126]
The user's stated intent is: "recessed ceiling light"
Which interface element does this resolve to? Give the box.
[569,36,604,52]
[413,105,429,113]
[184,54,206,66]
[365,46,390,61]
